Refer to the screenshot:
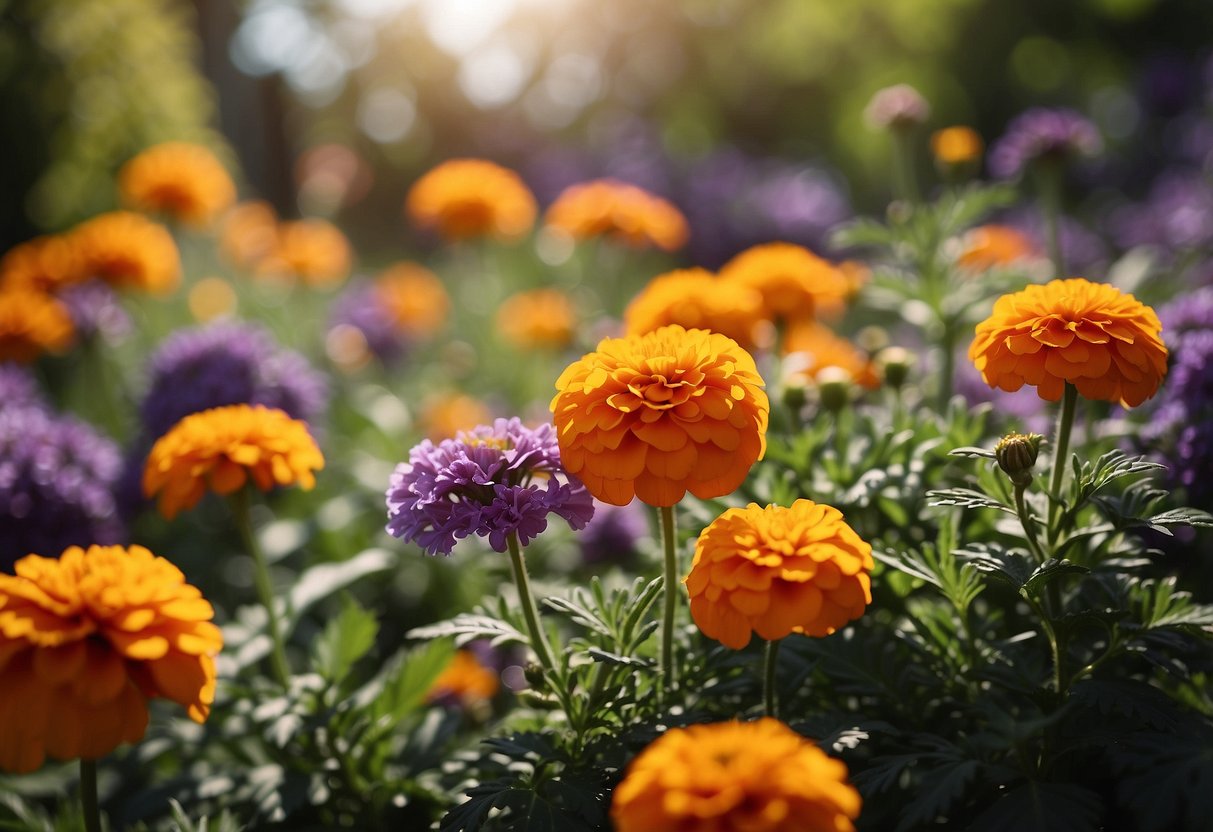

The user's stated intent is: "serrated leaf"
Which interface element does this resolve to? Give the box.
[585,647,656,668]
[969,781,1103,832]
[957,544,1033,590]
[893,759,979,832]
[1110,727,1213,832]
[312,599,379,683]
[1069,679,1182,731]
[408,613,527,647]
[1022,559,1088,596]
[927,488,1014,513]
[355,638,456,725]
[948,446,996,459]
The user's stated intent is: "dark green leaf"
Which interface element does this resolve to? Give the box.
[312,598,379,683]
[968,781,1103,832]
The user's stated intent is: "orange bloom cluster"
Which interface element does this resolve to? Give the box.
[0,287,74,362]
[969,277,1167,406]
[143,404,325,519]
[611,718,861,832]
[544,179,689,252]
[719,242,853,323]
[552,325,768,506]
[782,320,880,389]
[405,159,537,242]
[119,141,237,227]
[375,262,450,339]
[257,219,352,287]
[0,545,221,773]
[426,650,500,706]
[420,393,494,440]
[0,234,83,293]
[957,225,1038,273]
[931,126,984,166]
[496,288,577,350]
[686,500,873,649]
[72,211,181,294]
[220,200,280,269]
[624,268,767,350]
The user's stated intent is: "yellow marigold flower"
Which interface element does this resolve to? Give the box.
[544,179,689,252]
[611,718,862,832]
[405,159,537,242]
[782,320,880,390]
[624,268,767,351]
[552,325,768,507]
[957,224,1038,272]
[686,500,873,649]
[118,141,237,227]
[257,219,353,287]
[0,234,83,293]
[0,544,222,773]
[143,404,324,520]
[420,393,494,440]
[969,277,1167,406]
[0,287,74,362]
[376,262,450,339]
[426,649,500,706]
[719,242,853,323]
[496,288,577,350]
[220,200,279,269]
[931,126,984,166]
[72,211,181,294]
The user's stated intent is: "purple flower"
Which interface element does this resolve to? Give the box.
[0,406,124,570]
[579,499,649,566]
[58,280,131,343]
[385,417,594,556]
[1139,329,1213,509]
[1109,170,1213,252]
[0,365,44,412]
[863,84,931,131]
[1158,286,1213,343]
[329,281,408,365]
[989,108,1103,180]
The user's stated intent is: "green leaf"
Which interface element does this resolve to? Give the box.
[893,759,979,832]
[585,646,656,668]
[969,781,1103,832]
[312,598,379,683]
[927,487,1014,513]
[948,446,996,459]
[1022,559,1088,596]
[1069,679,1183,731]
[356,638,457,726]
[1110,727,1213,832]
[408,613,527,647]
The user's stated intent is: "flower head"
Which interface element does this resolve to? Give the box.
[544,179,689,251]
[782,321,880,390]
[579,499,649,566]
[0,544,221,772]
[220,200,280,269]
[406,159,537,242]
[969,278,1167,406]
[496,288,577,350]
[931,126,984,167]
[989,108,1102,179]
[686,500,873,649]
[956,224,1040,273]
[552,325,768,506]
[143,404,324,519]
[864,84,930,131]
[426,649,500,708]
[611,718,861,832]
[0,288,74,362]
[720,242,852,323]
[72,211,181,294]
[0,365,44,411]
[0,234,83,293]
[59,280,132,343]
[256,219,352,286]
[376,262,451,339]
[624,268,767,351]
[385,417,593,556]
[118,141,237,227]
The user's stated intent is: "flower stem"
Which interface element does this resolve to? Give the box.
[1013,482,1047,563]
[1047,383,1079,545]
[891,130,920,204]
[80,759,101,832]
[506,531,556,674]
[230,489,291,688]
[763,638,781,719]
[659,504,679,694]
[1036,163,1066,279]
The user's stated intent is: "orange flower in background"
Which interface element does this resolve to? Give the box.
[782,320,880,390]
[0,288,74,362]
[220,200,279,269]
[72,211,181,294]
[257,219,352,287]
[544,179,689,252]
[719,242,853,323]
[624,268,767,350]
[496,288,577,349]
[0,544,222,773]
[686,500,873,650]
[119,141,237,227]
[611,718,861,832]
[0,234,83,293]
[426,650,500,706]
[957,224,1038,272]
[143,404,324,519]
[931,126,984,166]
[376,262,450,339]
[420,393,494,440]
[969,277,1167,406]
[552,325,768,507]
[405,159,537,242]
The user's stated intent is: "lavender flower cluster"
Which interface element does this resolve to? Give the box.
[989,107,1103,180]
[386,417,594,556]
[329,281,408,365]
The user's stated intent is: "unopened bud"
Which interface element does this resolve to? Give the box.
[522,662,547,692]
[994,432,1044,486]
[856,326,890,356]
[782,378,808,413]
[816,366,854,413]
[877,346,913,390]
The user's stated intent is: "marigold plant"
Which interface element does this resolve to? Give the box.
[376,262,450,339]
[71,211,181,294]
[0,287,74,362]
[782,320,880,389]
[257,219,352,286]
[552,324,768,506]
[957,224,1038,272]
[624,268,767,350]
[611,718,861,832]
[496,288,577,349]
[405,159,537,242]
[969,277,1167,406]
[0,544,222,773]
[930,126,984,166]
[544,179,689,251]
[0,234,82,293]
[220,200,280,269]
[426,649,500,707]
[118,141,237,227]
[143,404,325,519]
[719,242,852,323]
[686,500,873,649]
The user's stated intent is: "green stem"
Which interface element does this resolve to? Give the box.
[763,638,781,719]
[80,759,101,832]
[1047,383,1079,546]
[937,326,957,413]
[1036,163,1066,279]
[659,504,679,694]
[506,532,556,673]
[1013,482,1047,563]
[230,490,291,687]
[891,129,920,204]
[1023,591,1063,694]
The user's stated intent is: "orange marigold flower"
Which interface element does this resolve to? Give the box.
[0,288,74,362]
[118,141,237,227]
[257,219,353,287]
[405,159,537,242]
[782,320,880,390]
[957,224,1038,272]
[0,544,222,773]
[426,649,500,706]
[686,500,873,650]
[220,200,279,269]
[72,211,181,294]
[624,268,767,350]
[143,404,324,520]
[0,234,83,293]
[551,325,768,507]
[496,288,577,350]
[969,277,1167,406]
[376,262,450,339]
[420,393,494,440]
[719,242,853,323]
[544,179,689,252]
[611,718,862,832]
[931,126,984,166]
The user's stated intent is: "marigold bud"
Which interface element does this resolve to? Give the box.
[877,346,912,390]
[995,432,1044,485]
[816,366,854,412]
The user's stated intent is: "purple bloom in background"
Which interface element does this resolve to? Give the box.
[59,280,131,343]
[989,108,1103,180]
[1002,208,1109,275]
[1109,170,1213,252]
[386,417,594,556]
[1158,286,1213,341]
[329,280,408,365]
[0,406,124,570]
[863,84,931,131]
[579,499,650,567]
[1139,329,1213,509]
[0,365,44,412]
